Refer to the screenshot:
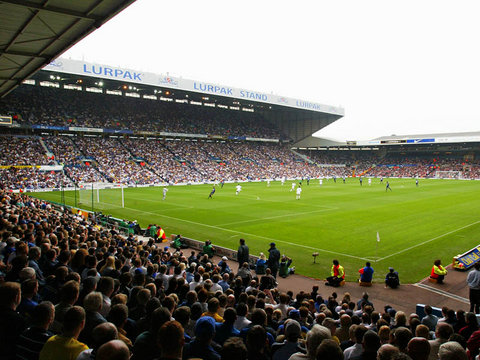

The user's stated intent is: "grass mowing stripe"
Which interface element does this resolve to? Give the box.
[215,208,336,227]
[30,179,480,282]
[62,192,371,261]
[377,219,480,262]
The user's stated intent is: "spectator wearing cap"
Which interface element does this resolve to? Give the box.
[183,316,220,360]
[271,319,305,360]
[267,242,281,278]
[385,267,400,289]
[218,256,231,275]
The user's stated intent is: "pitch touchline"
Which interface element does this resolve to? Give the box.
[215,208,336,227]
[377,219,480,262]
[86,200,371,262]
[59,193,371,261]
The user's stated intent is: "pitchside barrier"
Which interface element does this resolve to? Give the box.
[170,234,259,267]
[453,244,480,271]
[417,304,480,324]
[415,304,443,320]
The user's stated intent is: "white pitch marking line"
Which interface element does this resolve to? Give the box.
[216,208,334,227]
[56,193,373,262]
[377,219,480,262]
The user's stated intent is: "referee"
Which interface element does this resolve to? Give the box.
[467,262,480,313]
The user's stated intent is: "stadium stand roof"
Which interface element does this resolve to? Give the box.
[373,131,480,141]
[0,0,137,98]
[30,57,345,143]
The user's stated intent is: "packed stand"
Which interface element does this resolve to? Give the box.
[72,138,162,185]
[0,85,284,139]
[0,136,48,166]
[0,189,476,360]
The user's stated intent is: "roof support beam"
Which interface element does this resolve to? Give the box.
[0,50,49,59]
[0,0,101,21]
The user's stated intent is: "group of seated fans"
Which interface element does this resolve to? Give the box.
[1,134,480,190]
[0,85,283,139]
[0,188,479,360]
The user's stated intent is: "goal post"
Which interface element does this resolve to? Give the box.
[77,182,125,211]
[434,170,463,179]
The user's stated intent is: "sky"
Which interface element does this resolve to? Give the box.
[62,0,480,141]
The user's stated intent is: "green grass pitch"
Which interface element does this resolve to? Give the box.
[31,178,480,283]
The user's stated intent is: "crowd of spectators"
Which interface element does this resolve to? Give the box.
[72,138,161,185]
[0,136,48,166]
[0,85,283,139]
[0,189,476,360]
[1,134,480,190]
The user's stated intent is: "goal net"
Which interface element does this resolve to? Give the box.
[434,170,463,179]
[78,182,125,210]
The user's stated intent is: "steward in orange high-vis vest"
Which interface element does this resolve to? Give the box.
[431,259,447,283]
[326,259,345,287]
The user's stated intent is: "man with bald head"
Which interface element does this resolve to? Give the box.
[77,322,118,360]
[407,337,430,360]
[377,344,400,360]
[438,341,468,360]
[96,340,130,360]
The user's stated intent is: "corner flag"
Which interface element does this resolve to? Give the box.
[376,231,380,242]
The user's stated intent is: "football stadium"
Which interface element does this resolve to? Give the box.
[1,2,480,360]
